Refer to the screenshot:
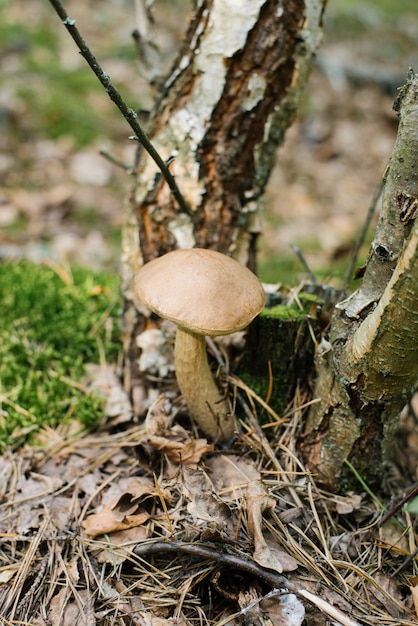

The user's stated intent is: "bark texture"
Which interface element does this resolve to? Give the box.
[121,0,327,409]
[303,71,418,490]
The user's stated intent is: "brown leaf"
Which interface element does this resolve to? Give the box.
[144,394,173,436]
[366,571,410,618]
[334,492,363,515]
[264,533,300,572]
[82,506,150,538]
[261,592,306,626]
[246,480,283,573]
[48,588,95,626]
[82,477,158,538]
[378,520,410,556]
[411,582,418,619]
[178,466,234,537]
[44,495,78,532]
[206,454,261,499]
[148,435,214,467]
[143,394,214,467]
[96,526,148,564]
[112,477,164,514]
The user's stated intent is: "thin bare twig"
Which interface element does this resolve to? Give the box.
[133,540,362,626]
[342,180,383,291]
[291,243,317,283]
[47,0,192,217]
[378,482,418,527]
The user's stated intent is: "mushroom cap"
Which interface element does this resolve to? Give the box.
[134,248,266,336]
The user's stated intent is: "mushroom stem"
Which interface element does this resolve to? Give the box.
[174,327,235,441]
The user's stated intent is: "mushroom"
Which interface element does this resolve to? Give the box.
[134,248,265,441]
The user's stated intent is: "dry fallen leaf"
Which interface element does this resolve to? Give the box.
[82,477,160,538]
[177,466,234,538]
[96,526,149,564]
[246,480,283,573]
[237,588,305,626]
[47,588,96,626]
[84,363,133,424]
[148,435,214,467]
[378,520,410,557]
[82,506,150,538]
[206,454,261,499]
[144,394,174,436]
[411,582,418,619]
[366,571,410,619]
[261,592,306,626]
[334,492,363,515]
[143,394,214,467]
[264,532,300,572]
[0,568,17,584]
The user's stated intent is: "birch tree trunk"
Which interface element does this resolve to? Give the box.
[120,0,326,407]
[302,70,418,490]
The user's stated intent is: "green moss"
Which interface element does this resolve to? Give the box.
[297,292,324,305]
[260,292,323,321]
[0,260,121,447]
[260,304,307,321]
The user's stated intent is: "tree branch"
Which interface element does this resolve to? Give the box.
[133,541,362,625]
[47,0,192,217]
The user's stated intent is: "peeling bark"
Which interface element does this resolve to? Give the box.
[121,0,327,407]
[303,71,418,489]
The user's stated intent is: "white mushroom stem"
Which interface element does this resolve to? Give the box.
[174,327,235,441]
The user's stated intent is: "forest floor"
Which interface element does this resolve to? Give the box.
[1,1,418,625]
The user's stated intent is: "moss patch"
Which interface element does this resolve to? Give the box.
[260,303,307,321]
[0,260,120,447]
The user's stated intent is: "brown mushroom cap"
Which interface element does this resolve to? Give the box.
[134,248,266,335]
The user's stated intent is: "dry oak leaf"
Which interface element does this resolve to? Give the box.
[145,394,214,467]
[82,477,160,538]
